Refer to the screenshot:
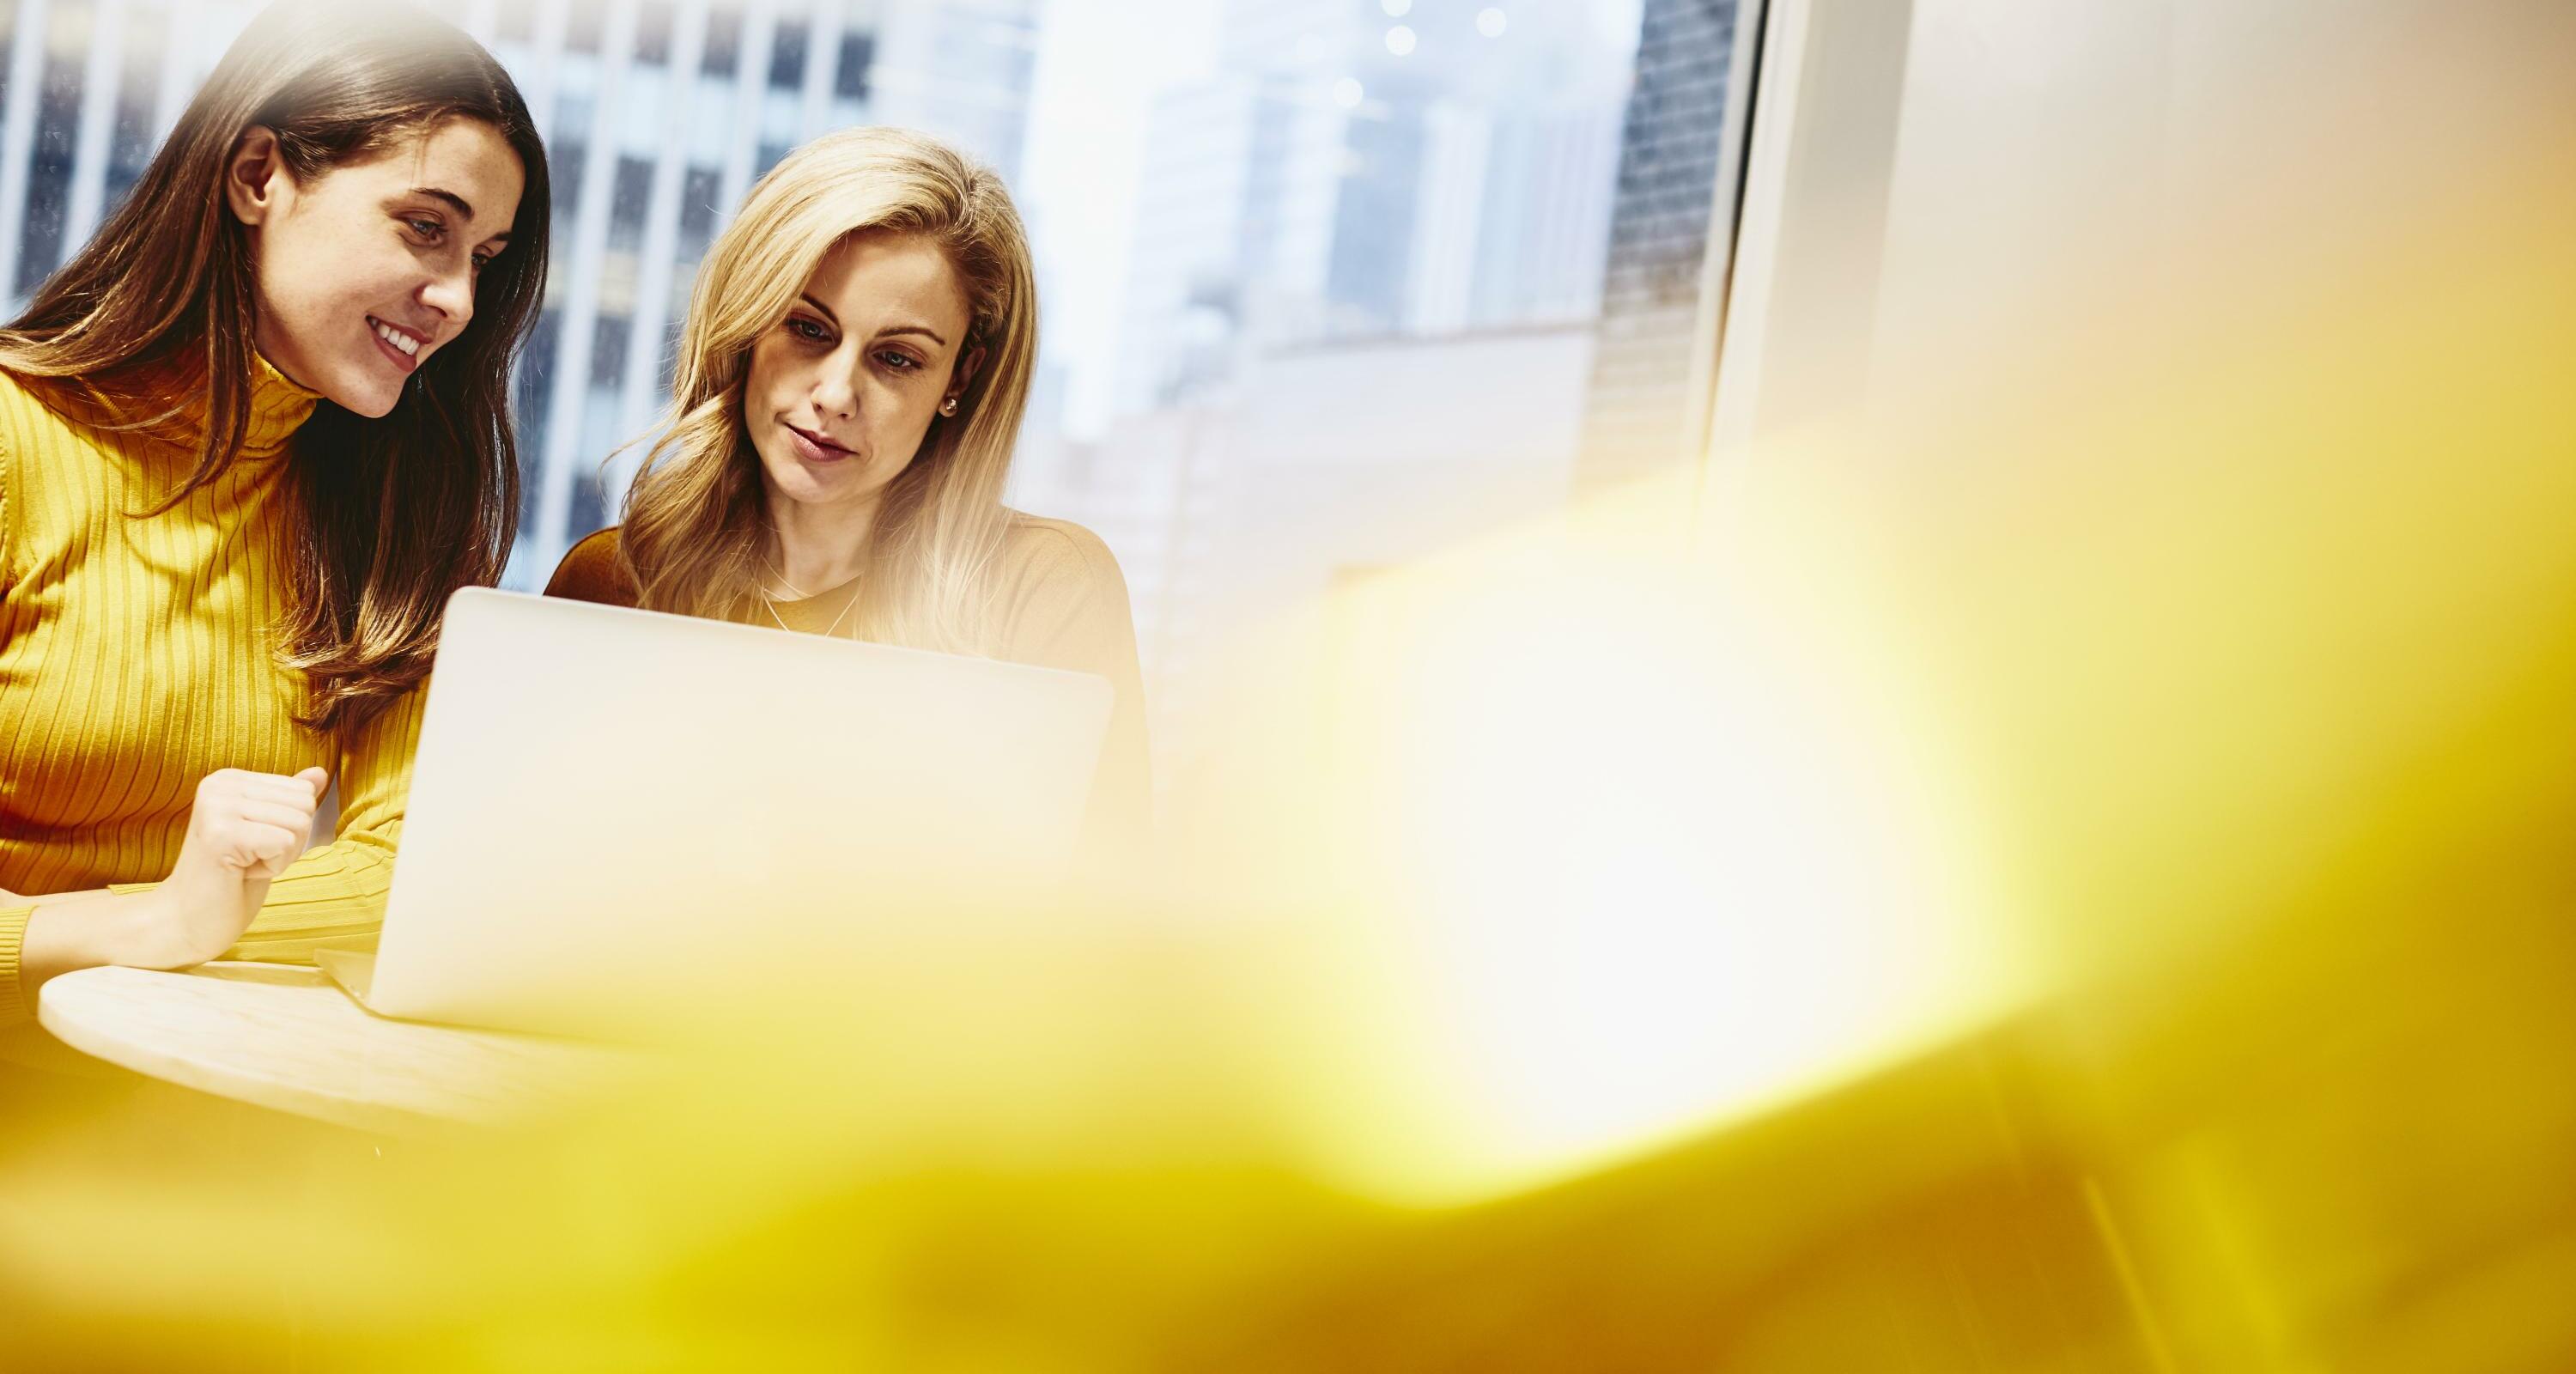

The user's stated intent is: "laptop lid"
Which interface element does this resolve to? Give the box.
[361,588,1114,1038]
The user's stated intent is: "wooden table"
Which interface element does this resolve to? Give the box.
[36,961,638,1135]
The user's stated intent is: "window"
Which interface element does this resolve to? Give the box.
[607,156,653,252]
[767,20,807,90]
[590,315,631,390]
[701,9,741,77]
[633,1,673,66]
[833,31,872,100]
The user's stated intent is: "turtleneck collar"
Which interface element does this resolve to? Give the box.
[106,347,324,459]
[31,345,327,463]
[237,350,325,459]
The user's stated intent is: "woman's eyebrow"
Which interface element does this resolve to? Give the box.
[798,297,948,347]
[877,322,949,347]
[407,186,477,221]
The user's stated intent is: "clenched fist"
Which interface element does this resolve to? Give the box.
[130,766,331,969]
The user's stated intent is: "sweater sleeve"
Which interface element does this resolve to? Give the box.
[0,690,423,1018]
[219,682,428,963]
[1,397,14,585]
[0,905,32,1026]
[994,522,1153,846]
[0,411,26,1019]
[544,526,641,606]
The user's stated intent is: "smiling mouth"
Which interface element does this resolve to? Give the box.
[368,316,427,368]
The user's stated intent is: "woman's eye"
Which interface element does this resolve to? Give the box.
[877,351,920,372]
[787,318,830,343]
[406,217,445,243]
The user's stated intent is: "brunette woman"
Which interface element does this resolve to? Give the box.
[0,1,549,1021]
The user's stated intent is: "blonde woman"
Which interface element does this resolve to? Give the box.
[544,127,1147,836]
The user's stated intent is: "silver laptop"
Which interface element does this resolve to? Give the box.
[316,587,1113,1039]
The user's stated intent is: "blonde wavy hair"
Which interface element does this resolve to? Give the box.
[619,126,1036,651]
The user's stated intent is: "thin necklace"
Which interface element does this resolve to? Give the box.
[762,556,813,600]
[764,571,865,639]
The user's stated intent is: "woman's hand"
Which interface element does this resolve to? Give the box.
[127,766,331,969]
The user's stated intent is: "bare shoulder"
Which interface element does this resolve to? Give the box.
[544,526,640,606]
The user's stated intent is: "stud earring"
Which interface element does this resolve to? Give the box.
[939,396,960,416]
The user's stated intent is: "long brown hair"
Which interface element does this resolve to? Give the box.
[0,0,548,730]
[621,127,1038,653]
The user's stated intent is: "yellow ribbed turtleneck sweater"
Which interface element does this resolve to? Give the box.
[0,356,424,1024]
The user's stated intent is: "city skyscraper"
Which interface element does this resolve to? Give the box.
[1036,0,1645,792]
[1573,0,1749,495]
[1111,0,1632,418]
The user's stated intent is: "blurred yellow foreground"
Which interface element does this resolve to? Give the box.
[4,4,2573,1370]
